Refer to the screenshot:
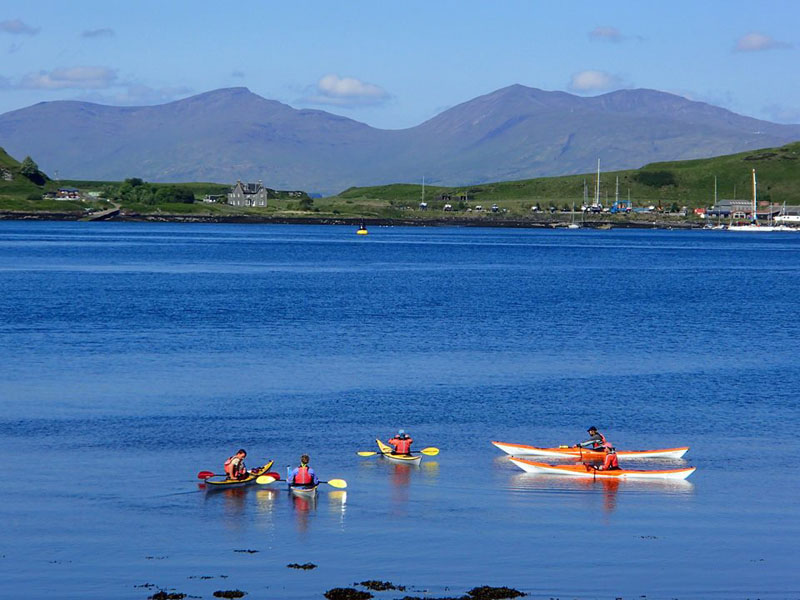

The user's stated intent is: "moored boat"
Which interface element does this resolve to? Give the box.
[377,439,422,465]
[491,440,689,459]
[203,460,274,491]
[509,457,696,480]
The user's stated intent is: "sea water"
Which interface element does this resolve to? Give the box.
[0,221,798,599]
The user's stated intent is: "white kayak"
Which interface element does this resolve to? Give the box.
[509,457,696,480]
[492,440,689,459]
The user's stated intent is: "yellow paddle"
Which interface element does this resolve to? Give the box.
[357,446,439,457]
[256,475,347,489]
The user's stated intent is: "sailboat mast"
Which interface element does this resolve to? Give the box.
[595,159,600,206]
[422,176,425,203]
[752,169,757,222]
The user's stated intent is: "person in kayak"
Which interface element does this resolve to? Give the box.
[388,429,413,455]
[224,449,248,479]
[593,447,621,471]
[288,454,319,488]
[575,426,611,451]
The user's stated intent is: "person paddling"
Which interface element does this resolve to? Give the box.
[575,426,611,451]
[594,447,621,471]
[288,454,319,488]
[224,448,248,480]
[388,429,413,455]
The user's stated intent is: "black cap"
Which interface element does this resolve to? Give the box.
[587,426,597,432]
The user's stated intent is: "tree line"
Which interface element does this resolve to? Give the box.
[105,178,196,204]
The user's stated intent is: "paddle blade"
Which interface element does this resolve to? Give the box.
[256,475,277,485]
[357,451,378,457]
[325,479,347,489]
[197,470,215,479]
[420,447,439,456]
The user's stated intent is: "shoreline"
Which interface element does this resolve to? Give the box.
[0,210,703,230]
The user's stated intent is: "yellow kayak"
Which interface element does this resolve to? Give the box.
[376,439,421,465]
[203,460,274,491]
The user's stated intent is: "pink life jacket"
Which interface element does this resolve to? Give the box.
[294,465,312,485]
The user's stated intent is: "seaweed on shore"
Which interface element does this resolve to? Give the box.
[358,580,406,591]
[213,591,246,599]
[324,588,373,600]
[288,562,318,570]
[399,586,525,600]
[148,591,186,600]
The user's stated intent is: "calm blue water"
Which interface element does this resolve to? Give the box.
[1,221,798,600]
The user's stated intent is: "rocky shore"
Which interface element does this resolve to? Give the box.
[0,210,703,230]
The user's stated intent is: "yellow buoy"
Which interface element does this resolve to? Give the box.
[356,227,368,235]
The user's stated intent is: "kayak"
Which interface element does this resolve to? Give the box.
[509,457,696,480]
[203,460,274,491]
[376,439,422,465]
[492,440,689,460]
[289,483,319,497]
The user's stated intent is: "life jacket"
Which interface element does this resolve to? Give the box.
[602,452,619,470]
[224,456,245,478]
[294,465,312,485]
[389,436,412,455]
[593,433,611,450]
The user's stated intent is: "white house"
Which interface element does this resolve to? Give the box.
[228,181,268,207]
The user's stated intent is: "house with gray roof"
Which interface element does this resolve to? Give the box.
[228,181,268,207]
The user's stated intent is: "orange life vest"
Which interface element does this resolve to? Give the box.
[389,436,412,454]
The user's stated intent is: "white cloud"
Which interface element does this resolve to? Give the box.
[568,70,623,93]
[589,26,623,43]
[735,32,791,52]
[18,66,118,90]
[82,28,115,39]
[0,19,39,35]
[303,74,390,107]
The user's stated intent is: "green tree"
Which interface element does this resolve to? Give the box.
[20,156,39,177]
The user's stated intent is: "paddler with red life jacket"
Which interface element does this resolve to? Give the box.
[224,448,248,480]
[575,426,611,451]
[288,454,319,488]
[388,429,413,455]
[594,446,621,471]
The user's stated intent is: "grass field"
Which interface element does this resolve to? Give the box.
[3,141,799,219]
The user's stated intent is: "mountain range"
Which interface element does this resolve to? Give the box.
[1,85,799,195]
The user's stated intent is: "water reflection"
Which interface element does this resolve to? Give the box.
[507,473,694,513]
[289,489,317,535]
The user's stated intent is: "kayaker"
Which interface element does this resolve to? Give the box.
[388,429,413,455]
[224,448,248,479]
[594,447,621,471]
[575,426,611,451]
[288,454,319,488]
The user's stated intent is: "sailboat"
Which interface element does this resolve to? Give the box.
[728,170,780,232]
[568,199,581,229]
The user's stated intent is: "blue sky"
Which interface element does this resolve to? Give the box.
[1,1,799,129]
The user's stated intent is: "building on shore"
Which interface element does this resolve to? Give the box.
[228,181,268,207]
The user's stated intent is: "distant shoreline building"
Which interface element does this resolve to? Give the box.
[228,181,268,207]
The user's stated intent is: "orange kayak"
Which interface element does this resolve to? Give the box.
[509,457,696,480]
[492,440,689,460]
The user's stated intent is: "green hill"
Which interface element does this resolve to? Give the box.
[328,141,800,215]
[0,147,42,198]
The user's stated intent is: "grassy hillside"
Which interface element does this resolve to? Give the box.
[0,147,43,199]
[328,142,800,216]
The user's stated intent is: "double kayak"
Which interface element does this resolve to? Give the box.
[492,440,689,460]
[376,439,422,465]
[203,460,274,491]
[510,457,696,480]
